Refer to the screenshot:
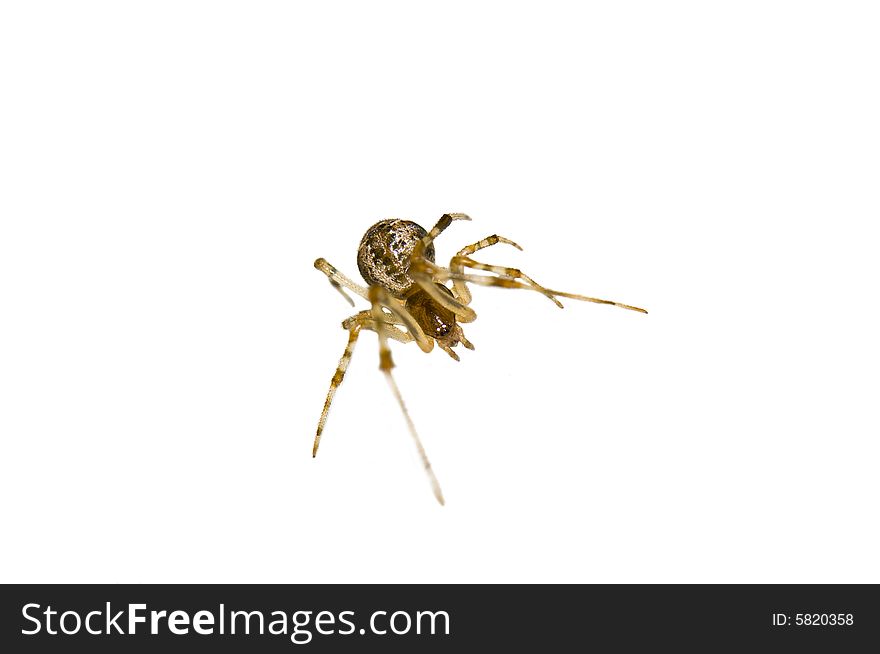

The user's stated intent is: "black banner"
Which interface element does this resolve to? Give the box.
[1,584,877,651]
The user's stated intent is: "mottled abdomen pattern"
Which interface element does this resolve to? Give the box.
[356,219,436,298]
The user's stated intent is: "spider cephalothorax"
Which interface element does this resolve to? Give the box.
[313,213,647,505]
[404,284,472,357]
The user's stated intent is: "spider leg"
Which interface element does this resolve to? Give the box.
[313,322,362,458]
[342,310,412,342]
[408,255,478,322]
[373,291,434,353]
[433,269,648,314]
[369,285,445,506]
[457,328,474,350]
[456,233,523,256]
[314,257,370,306]
[411,268,478,323]
[314,256,432,347]
[421,212,471,250]
[313,311,416,458]
[407,213,479,322]
[451,234,523,305]
[437,341,460,361]
[451,254,566,308]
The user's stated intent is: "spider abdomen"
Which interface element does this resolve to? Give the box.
[356,219,435,298]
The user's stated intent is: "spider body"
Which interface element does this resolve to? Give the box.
[313,213,647,505]
[354,219,467,354]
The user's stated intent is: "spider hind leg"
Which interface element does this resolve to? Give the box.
[313,311,414,458]
[368,285,445,506]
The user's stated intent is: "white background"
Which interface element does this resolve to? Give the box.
[1,2,878,583]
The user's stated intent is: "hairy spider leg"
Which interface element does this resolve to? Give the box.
[313,323,362,458]
[410,262,478,323]
[409,213,478,323]
[317,254,434,351]
[312,299,430,459]
[450,255,567,308]
[431,269,649,314]
[342,311,411,342]
[314,257,370,306]
[372,293,434,354]
[369,285,445,506]
[313,310,414,458]
[449,234,523,305]
[421,212,471,247]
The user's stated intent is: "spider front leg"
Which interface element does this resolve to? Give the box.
[433,268,649,314]
[450,253,566,308]
[409,213,479,323]
[420,212,471,247]
[368,288,434,354]
[414,213,478,317]
[410,261,478,323]
[449,233,523,305]
[314,257,371,306]
[443,233,646,312]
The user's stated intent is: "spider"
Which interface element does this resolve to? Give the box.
[312,213,647,505]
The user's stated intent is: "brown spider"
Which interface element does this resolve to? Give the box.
[312,213,647,505]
